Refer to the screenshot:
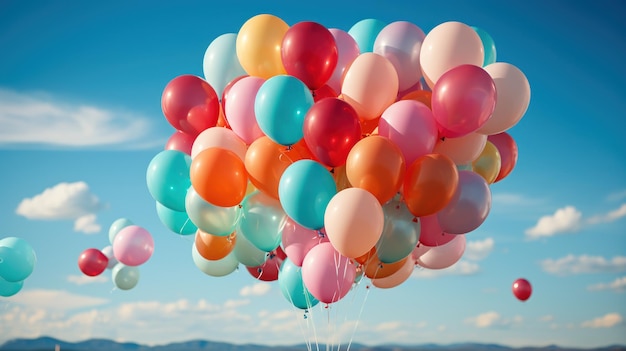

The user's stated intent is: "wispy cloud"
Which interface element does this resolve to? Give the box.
[412,260,480,278]
[464,311,523,329]
[464,238,494,261]
[581,313,623,328]
[588,276,626,292]
[15,181,104,234]
[607,190,626,202]
[525,203,626,239]
[240,282,271,296]
[541,255,626,276]
[491,193,541,206]
[4,289,109,310]
[67,274,109,285]
[0,87,164,149]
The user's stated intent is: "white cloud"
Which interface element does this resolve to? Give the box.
[67,274,108,285]
[240,282,271,296]
[586,204,626,225]
[525,206,582,239]
[413,260,480,278]
[465,311,522,329]
[491,193,539,206]
[541,255,626,276]
[464,238,494,261]
[588,276,626,292]
[4,289,109,310]
[607,190,626,202]
[0,88,163,149]
[15,181,104,234]
[223,299,250,309]
[581,313,623,328]
[539,315,554,322]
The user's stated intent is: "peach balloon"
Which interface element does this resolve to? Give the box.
[236,14,289,79]
[371,255,415,289]
[433,132,487,165]
[191,127,247,161]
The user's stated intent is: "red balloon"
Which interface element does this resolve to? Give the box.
[161,75,220,137]
[78,248,108,277]
[488,132,518,183]
[417,214,456,247]
[303,97,362,168]
[281,21,338,90]
[246,250,284,281]
[164,130,195,155]
[312,84,338,102]
[512,278,532,301]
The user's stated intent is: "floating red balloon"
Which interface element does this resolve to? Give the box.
[78,248,108,277]
[512,278,532,301]
[488,132,518,183]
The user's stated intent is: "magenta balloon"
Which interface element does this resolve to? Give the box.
[437,170,492,234]
[378,100,438,167]
[113,225,154,266]
[431,64,496,138]
[301,242,356,304]
[327,29,361,94]
[281,217,328,267]
[417,234,466,270]
[417,214,456,246]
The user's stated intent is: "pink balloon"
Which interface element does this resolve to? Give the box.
[431,64,496,138]
[281,217,328,266]
[165,130,195,155]
[224,76,266,144]
[437,170,491,234]
[191,126,248,161]
[301,242,356,304]
[378,100,438,167]
[326,29,361,94]
[113,225,154,266]
[417,234,466,270]
[417,214,456,246]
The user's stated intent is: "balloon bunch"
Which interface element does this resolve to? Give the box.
[0,237,36,297]
[77,218,154,290]
[146,14,529,308]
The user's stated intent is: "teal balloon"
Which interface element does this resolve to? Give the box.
[278,160,337,230]
[185,187,241,237]
[233,230,267,267]
[254,75,314,146]
[0,276,23,297]
[278,258,319,310]
[156,201,197,235]
[0,237,36,282]
[203,33,246,97]
[108,218,133,244]
[146,150,192,212]
[376,199,420,264]
[112,263,140,290]
[237,191,286,252]
[472,26,497,66]
[348,18,387,53]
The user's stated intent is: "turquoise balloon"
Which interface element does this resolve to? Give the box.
[203,33,246,97]
[155,201,197,235]
[348,18,387,53]
[278,258,319,310]
[472,26,497,66]
[0,276,23,297]
[0,237,36,282]
[254,75,314,146]
[237,191,286,252]
[146,150,191,212]
[108,218,133,244]
[112,263,140,290]
[278,160,337,230]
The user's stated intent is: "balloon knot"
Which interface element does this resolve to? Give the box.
[286,145,293,151]
[440,137,446,141]
[317,230,325,238]
[412,217,418,223]
[330,168,335,174]
[257,268,262,273]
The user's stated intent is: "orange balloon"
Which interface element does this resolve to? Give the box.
[345,135,405,204]
[190,147,248,207]
[402,153,459,217]
[195,231,236,261]
[216,105,230,128]
[400,90,432,109]
[360,117,380,136]
[363,254,408,279]
[354,246,376,265]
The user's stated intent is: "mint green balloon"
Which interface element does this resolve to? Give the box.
[237,191,286,252]
[203,33,246,97]
[192,244,239,277]
[0,237,36,282]
[185,187,241,236]
[348,18,387,53]
[233,231,267,267]
[109,218,133,244]
[112,263,140,290]
[376,199,420,264]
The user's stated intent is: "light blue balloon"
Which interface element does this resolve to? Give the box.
[376,199,420,264]
[146,150,192,212]
[112,263,140,290]
[237,191,286,252]
[0,237,36,282]
[155,201,197,235]
[0,276,23,297]
[254,75,314,146]
[278,160,337,230]
[278,258,319,310]
[185,187,241,237]
[203,33,247,97]
[108,218,133,244]
[472,26,497,66]
[348,18,387,53]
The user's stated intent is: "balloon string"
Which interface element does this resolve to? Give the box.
[283,278,314,351]
[303,283,321,351]
[345,282,371,351]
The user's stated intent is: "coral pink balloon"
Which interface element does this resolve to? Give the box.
[191,126,248,161]
[301,242,356,304]
[378,100,438,167]
[371,254,415,289]
[434,132,487,165]
[326,28,361,93]
[281,217,328,266]
[488,132,519,183]
[431,64,496,138]
[417,234,466,270]
[113,225,154,266]
[165,131,195,155]
[417,214,456,247]
[224,76,266,144]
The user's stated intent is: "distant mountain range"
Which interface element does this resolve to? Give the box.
[0,337,624,351]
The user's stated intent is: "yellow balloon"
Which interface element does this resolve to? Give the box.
[236,14,289,79]
[472,141,501,184]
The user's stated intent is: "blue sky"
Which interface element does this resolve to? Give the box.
[1,0,625,349]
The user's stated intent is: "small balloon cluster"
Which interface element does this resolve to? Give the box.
[146,14,530,308]
[77,218,154,291]
[0,237,36,297]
